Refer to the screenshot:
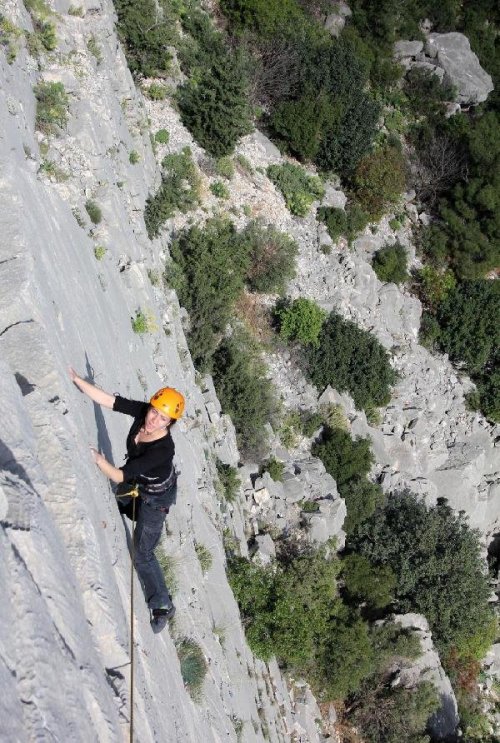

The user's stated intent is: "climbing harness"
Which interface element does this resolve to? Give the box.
[115,483,140,742]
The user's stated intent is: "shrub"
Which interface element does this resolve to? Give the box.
[317,203,371,244]
[144,147,200,238]
[353,146,406,219]
[219,0,307,37]
[0,14,22,63]
[351,491,495,653]
[34,81,69,135]
[351,680,440,743]
[85,199,102,224]
[94,245,106,260]
[215,156,235,179]
[261,458,284,482]
[216,460,240,502]
[342,554,396,610]
[213,330,276,460]
[299,410,323,437]
[274,297,326,347]
[113,0,175,76]
[131,309,157,334]
[312,427,373,495]
[167,219,249,369]
[305,311,397,410]
[414,265,456,310]
[154,128,169,144]
[372,242,408,284]
[240,221,297,294]
[68,5,84,16]
[155,547,178,594]
[177,638,208,701]
[177,10,253,156]
[195,543,213,574]
[267,163,324,217]
[87,33,102,63]
[210,180,230,200]
[146,82,167,100]
[129,150,140,164]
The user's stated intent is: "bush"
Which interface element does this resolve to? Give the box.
[84,199,102,224]
[351,680,440,743]
[131,309,157,334]
[114,0,175,76]
[317,203,371,244]
[34,81,69,135]
[216,460,240,502]
[195,543,213,574]
[177,10,253,156]
[261,458,284,482]
[144,147,200,238]
[219,0,307,37]
[146,82,167,100]
[210,180,230,200]
[94,245,106,260]
[429,280,500,422]
[274,297,326,347]
[129,150,140,164]
[299,409,324,437]
[177,638,207,701]
[154,128,169,144]
[167,219,249,370]
[0,14,22,63]
[240,221,297,294]
[351,491,495,652]
[267,163,324,216]
[305,311,397,410]
[215,156,235,179]
[353,146,406,219]
[414,265,456,310]
[213,330,276,460]
[312,427,373,494]
[372,242,408,284]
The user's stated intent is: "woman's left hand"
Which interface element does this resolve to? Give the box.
[90,447,104,465]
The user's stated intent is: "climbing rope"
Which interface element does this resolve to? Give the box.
[115,483,140,743]
[130,493,136,743]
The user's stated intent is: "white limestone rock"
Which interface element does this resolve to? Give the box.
[425,32,494,104]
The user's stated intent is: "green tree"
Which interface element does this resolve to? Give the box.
[114,0,176,76]
[343,478,386,534]
[305,312,397,410]
[351,491,495,652]
[177,10,253,156]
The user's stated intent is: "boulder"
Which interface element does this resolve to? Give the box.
[394,40,424,59]
[425,33,494,104]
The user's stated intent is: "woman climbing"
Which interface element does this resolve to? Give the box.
[69,366,184,632]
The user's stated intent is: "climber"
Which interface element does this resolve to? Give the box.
[69,366,184,631]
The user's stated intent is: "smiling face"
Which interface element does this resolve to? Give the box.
[144,405,172,434]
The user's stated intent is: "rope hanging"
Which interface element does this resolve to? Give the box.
[129,491,138,743]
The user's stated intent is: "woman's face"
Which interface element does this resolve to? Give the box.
[144,406,171,434]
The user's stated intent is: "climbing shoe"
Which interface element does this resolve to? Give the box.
[150,601,175,633]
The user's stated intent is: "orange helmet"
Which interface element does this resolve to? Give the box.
[150,387,185,419]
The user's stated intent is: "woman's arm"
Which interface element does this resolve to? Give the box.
[91,448,124,483]
[69,367,115,409]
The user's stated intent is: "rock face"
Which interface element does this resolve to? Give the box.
[0,2,324,741]
[395,32,494,105]
[394,614,459,740]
